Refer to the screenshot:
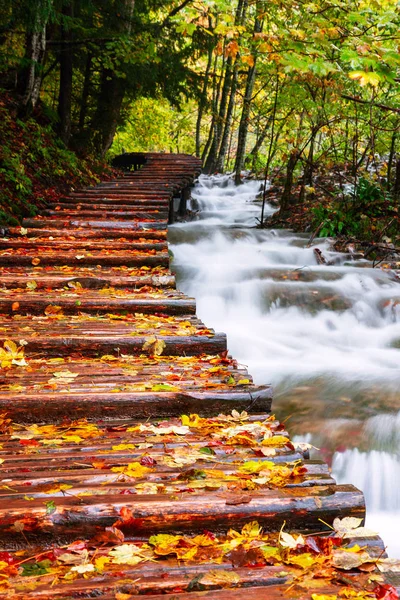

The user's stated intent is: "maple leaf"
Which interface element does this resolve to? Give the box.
[70,563,95,573]
[332,548,372,570]
[111,462,152,478]
[0,340,27,368]
[333,517,377,539]
[279,531,305,549]
[108,544,150,565]
[89,527,125,546]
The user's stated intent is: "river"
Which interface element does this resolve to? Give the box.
[169,174,400,556]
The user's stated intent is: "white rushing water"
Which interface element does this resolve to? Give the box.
[169,174,400,555]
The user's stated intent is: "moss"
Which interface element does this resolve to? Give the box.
[0,92,116,227]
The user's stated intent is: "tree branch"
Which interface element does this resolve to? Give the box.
[162,0,194,27]
[341,94,400,115]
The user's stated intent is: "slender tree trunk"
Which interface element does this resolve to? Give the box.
[279,150,300,214]
[57,1,74,145]
[195,30,214,158]
[78,52,93,130]
[394,158,400,201]
[89,0,135,156]
[204,0,246,173]
[215,57,239,172]
[234,61,258,184]
[204,54,225,173]
[250,118,271,172]
[201,52,220,165]
[387,130,397,190]
[234,9,261,184]
[18,0,52,114]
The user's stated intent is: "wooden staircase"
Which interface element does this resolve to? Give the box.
[0,153,397,599]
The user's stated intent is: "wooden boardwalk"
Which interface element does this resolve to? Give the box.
[0,153,397,599]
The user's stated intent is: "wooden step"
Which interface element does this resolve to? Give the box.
[22,218,167,230]
[42,209,169,220]
[0,238,167,251]
[0,386,271,423]
[0,289,195,315]
[0,266,175,289]
[0,249,169,267]
[7,227,168,239]
[0,314,226,357]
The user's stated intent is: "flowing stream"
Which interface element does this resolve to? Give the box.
[169,174,400,556]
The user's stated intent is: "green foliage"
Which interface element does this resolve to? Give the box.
[312,177,394,239]
[0,94,112,226]
[110,98,196,156]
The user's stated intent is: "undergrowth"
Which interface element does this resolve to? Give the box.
[311,177,399,241]
[0,93,114,227]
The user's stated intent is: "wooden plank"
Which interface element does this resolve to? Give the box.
[0,385,270,422]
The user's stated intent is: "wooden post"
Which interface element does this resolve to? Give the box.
[179,186,191,217]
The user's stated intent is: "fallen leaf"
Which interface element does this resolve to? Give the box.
[142,336,166,356]
[200,569,240,587]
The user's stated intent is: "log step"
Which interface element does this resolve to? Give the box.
[0,265,175,289]
[0,483,364,549]
[0,385,271,423]
[0,289,195,315]
[7,227,168,239]
[22,218,167,230]
[0,239,167,251]
[0,315,226,357]
[42,209,169,219]
[0,249,169,267]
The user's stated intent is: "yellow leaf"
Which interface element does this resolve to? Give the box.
[52,370,79,379]
[200,569,240,586]
[111,462,152,478]
[348,71,381,87]
[142,336,166,356]
[44,305,63,316]
[108,544,148,566]
[94,556,111,573]
[112,443,137,451]
[43,483,73,494]
[242,55,254,67]
[311,595,337,600]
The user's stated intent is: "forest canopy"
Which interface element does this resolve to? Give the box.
[1,0,400,210]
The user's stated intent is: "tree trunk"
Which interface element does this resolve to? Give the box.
[215,58,239,172]
[387,130,397,190]
[57,1,74,145]
[195,30,214,159]
[394,157,400,201]
[204,0,246,173]
[249,118,271,172]
[203,54,225,173]
[18,0,52,114]
[234,10,261,184]
[89,0,135,156]
[279,150,300,214]
[78,52,93,130]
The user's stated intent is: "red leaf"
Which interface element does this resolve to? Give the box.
[374,584,399,600]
